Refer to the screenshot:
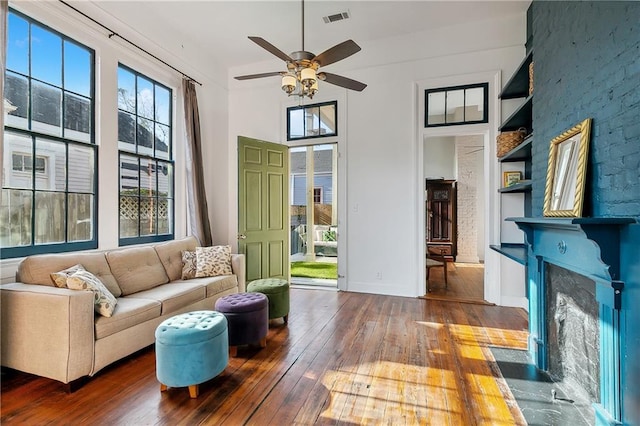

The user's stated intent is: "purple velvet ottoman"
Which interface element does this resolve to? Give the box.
[214,292,268,357]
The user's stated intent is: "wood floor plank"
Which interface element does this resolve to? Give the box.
[1,289,530,425]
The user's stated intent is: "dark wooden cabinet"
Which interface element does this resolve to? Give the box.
[426,179,456,262]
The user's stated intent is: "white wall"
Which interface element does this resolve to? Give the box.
[455,134,484,263]
[424,136,455,180]
[228,12,528,299]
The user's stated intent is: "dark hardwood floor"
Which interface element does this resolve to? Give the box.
[1,288,529,425]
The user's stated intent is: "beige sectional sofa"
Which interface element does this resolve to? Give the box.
[0,236,245,385]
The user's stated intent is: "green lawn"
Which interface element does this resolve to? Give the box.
[290,261,337,279]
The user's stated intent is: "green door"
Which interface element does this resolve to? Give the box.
[238,136,289,282]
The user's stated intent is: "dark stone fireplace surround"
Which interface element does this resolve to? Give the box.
[511,217,636,426]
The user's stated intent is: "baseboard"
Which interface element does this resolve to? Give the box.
[500,296,528,310]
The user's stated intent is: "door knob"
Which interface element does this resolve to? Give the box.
[237,234,247,240]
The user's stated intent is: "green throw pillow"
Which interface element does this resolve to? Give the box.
[322,230,336,242]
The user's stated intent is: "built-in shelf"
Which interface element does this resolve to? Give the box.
[499,95,533,132]
[498,181,532,193]
[499,135,533,162]
[499,51,533,99]
[489,243,527,265]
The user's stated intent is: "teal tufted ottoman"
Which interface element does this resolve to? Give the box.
[247,278,290,324]
[155,310,228,398]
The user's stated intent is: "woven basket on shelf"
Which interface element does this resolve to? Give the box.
[528,61,534,96]
[496,127,527,158]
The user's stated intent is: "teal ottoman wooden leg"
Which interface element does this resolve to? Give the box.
[247,278,290,324]
[155,310,228,398]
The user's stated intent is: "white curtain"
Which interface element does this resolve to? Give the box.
[182,79,213,246]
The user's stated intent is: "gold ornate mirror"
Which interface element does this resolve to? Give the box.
[543,118,592,217]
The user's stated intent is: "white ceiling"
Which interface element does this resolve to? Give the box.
[82,1,529,74]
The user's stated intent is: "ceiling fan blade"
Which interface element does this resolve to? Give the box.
[313,40,361,67]
[234,71,284,80]
[248,36,294,62]
[319,72,367,92]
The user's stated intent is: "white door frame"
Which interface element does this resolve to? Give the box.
[415,70,502,303]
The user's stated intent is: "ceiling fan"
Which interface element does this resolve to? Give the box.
[234,0,367,99]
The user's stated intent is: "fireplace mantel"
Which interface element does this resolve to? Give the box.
[508,216,637,426]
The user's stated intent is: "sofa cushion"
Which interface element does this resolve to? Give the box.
[181,251,197,280]
[126,282,206,314]
[173,275,238,298]
[66,270,118,317]
[18,252,122,298]
[154,236,199,281]
[106,246,169,296]
[195,245,233,278]
[94,297,161,340]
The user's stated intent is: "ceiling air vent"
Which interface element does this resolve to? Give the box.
[323,11,350,24]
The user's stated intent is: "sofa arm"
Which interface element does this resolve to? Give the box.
[231,254,246,292]
[1,283,95,384]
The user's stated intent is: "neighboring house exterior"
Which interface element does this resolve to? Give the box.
[289,148,333,206]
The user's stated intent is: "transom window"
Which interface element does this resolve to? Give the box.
[287,101,337,141]
[425,83,488,127]
[117,64,174,245]
[2,10,97,259]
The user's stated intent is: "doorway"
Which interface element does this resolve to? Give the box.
[423,134,486,303]
[289,143,338,288]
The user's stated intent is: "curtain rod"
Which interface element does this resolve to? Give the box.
[59,0,202,86]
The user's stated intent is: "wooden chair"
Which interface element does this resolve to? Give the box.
[426,255,448,292]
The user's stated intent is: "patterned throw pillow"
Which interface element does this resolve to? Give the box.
[322,230,337,242]
[67,269,118,317]
[50,264,86,288]
[181,250,197,280]
[195,245,233,278]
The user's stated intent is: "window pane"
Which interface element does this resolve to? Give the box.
[140,198,157,236]
[31,25,62,87]
[118,111,136,151]
[155,85,170,125]
[63,40,91,97]
[155,123,170,159]
[319,104,336,135]
[289,108,304,139]
[465,87,485,121]
[157,161,172,198]
[427,91,445,125]
[7,13,29,75]
[139,158,155,196]
[35,138,64,191]
[119,196,139,237]
[64,93,91,142]
[32,81,62,136]
[120,154,139,193]
[137,76,154,119]
[117,67,136,113]
[446,89,465,123]
[0,189,33,247]
[4,132,33,189]
[34,191,65,244]
[68,144,95,192]
[305,107,320,137]
[4,71,29,128]
[67,193,93,242]
[137,118,154,156]
[157,198,172,234]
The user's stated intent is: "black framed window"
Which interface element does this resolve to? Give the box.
[117,64,174,245]
[2,10,97,259]
[287,101,337,141]
[425,83,488,127]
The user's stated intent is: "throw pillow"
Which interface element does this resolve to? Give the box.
[50,264,86,288]
[195,245,233,278]
[322,230,337,242]
[67,269,118,317]
[181,250,197,280]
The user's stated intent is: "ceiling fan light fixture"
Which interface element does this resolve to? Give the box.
[300,67,316,88]
[282,74,297,94]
